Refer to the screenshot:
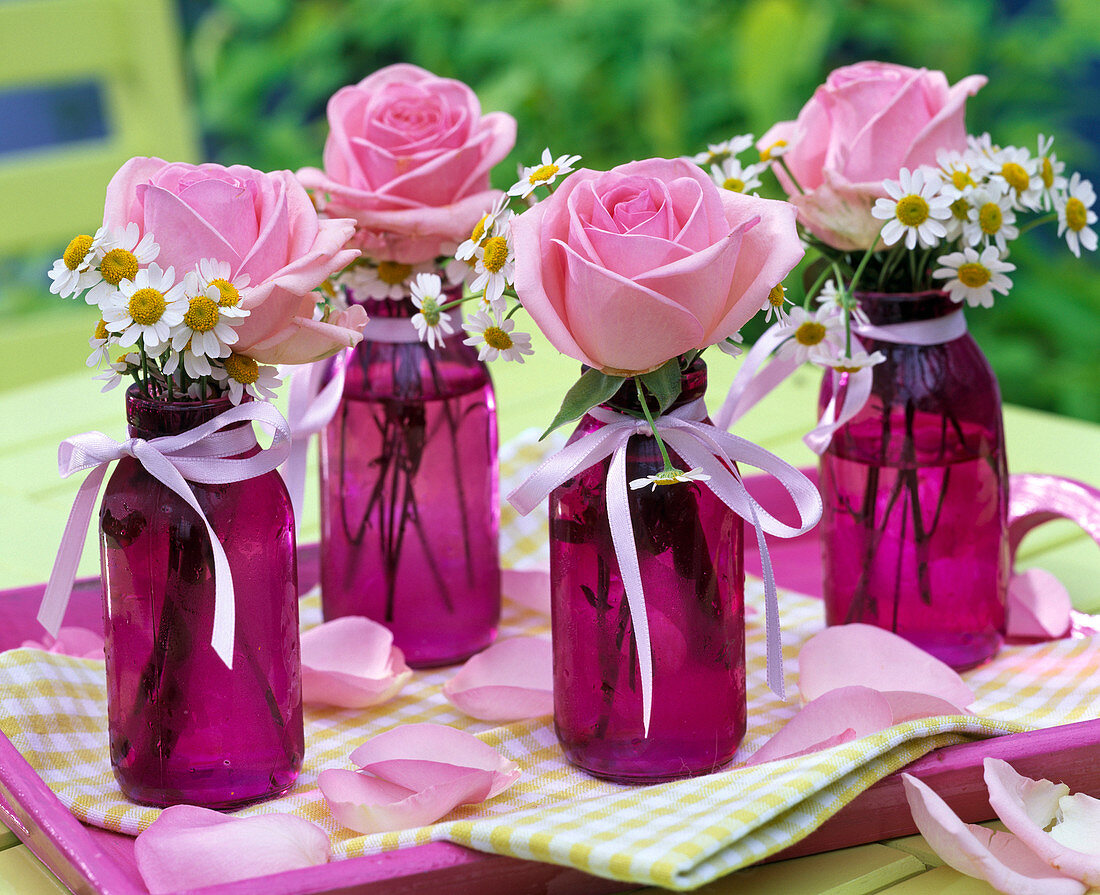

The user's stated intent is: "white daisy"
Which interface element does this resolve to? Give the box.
[715,331,744,357]
[966,132,998,159]
[209,354,281,404]
[85,318,114,368]
[409,272,454,349]
[508,148,581,199]
[196,259,250,316]
[811,346,886,373]
[469,219,515,308]
[463,308,534,363]
[775,306,845,364]
[932,246,1016,308]
[455,195,510,261]
[962,182,1018,252]
[815,279,870,327]
[94,352,141,393]
[1035,134,1068,211]
[710,157,765,195]
[758,138,790,162]
[85,223,160,307]
[980,144,1042,210]
[936,148,981,193]
[170,275,249,360]
[48,227,112,298]
[872,168,952,250]
[629,467,712,491]
[693,134,755,166]
[1055,172,1098,258]
[761,283,789,322]
[102,264,187,351]
[163,343,214,379]
[337,259,431,301]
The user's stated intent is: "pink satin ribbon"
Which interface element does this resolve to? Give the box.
[1008,473,1100,559]
[715,310,968,454]
[508,399,822,733]
[39,401,293,668]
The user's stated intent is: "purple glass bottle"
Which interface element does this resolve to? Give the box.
[549,361,745,783]
[319,293,501,667]
[820,290,1008,669]
[100,388,303,808]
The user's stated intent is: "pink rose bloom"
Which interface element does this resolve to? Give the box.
[759,61,986,251]
[297,64,517,265]
[511,157,803,374]
[103,158,363,364]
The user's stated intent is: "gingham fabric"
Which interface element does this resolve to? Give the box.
[1,429,1097,891]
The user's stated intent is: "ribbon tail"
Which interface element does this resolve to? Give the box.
[606,444,655,736]
[38,464,110,635]
[283,437,310,528]
[803,367,872,455]
[714,323,797,431]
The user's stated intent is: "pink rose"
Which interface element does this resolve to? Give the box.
[103,158,363,364]
[760,61,986,250]
[297,64,517,265]
[511,157,803,375]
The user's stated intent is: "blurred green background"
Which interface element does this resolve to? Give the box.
[3,0,1098,419]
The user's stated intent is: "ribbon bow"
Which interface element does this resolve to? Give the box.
[508,399,822,733]
[39,401,293,667]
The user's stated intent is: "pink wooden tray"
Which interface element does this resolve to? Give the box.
[2,481,1099,895]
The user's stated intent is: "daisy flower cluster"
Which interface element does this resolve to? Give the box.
[49,223,280,404]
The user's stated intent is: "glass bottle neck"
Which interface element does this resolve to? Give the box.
[125,386,235,440]
[855,289,959,327]
[603,358,707,417]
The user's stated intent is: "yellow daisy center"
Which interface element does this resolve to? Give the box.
[950,169,975,191]
[184,295,220,333]
[376,261,413,286]
[950,198,970,222]
[470,214,488,244]
[100,248,139,286]
[833,363,863,374]
[63,235,94,270]
[127,288,166,325]
[481,236,509,274]
[483,326,513,351]
[1041,157,1055,189]
[957,262,992,288]
[759,139,787,162]
[895,195,930,227]
[768,284,785,308]
[223,354,259,385]
[209,278,240,307]
[94,318,109,341]
[722,177,745,192]
[1001,162,1030,194]
[651,473,682,487]
[978,202,1003,235]
[794,321,826,346]
[1065,197,1087,232]
[529,163,559,185]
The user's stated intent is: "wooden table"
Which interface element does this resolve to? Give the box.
[1,325,1097,895]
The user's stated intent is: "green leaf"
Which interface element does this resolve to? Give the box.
[541,369,624,440]
[638,359,682,416]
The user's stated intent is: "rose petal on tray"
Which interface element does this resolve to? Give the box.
[300,616,412,708]
[881,691,971,723]
[985,758,1100,887]
[349,722,520,797]
[20,626,104,659]
[798,623,975,708]
[744,685,893,766]
[902,774,1087,895]
[134,805,331,894]
[502,568,551,614]
[442,637,553,721]
[1006,568,1073,640]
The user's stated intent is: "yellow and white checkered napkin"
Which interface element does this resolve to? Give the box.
[2,430,1099,890]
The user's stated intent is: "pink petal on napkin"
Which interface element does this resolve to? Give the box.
[985,758,1100,887]
[798,623,975,708]
[20,626,104,659]
[1006,569,1073,640]
[300,617,412,708]
[134,805,331,894]
[442,637,553,721]
[745,685,893,766]
[349,722,519,797]
[902,774,1087,895]
[882,691,971,724]
[502,568,551,614]
[318,767,495,835]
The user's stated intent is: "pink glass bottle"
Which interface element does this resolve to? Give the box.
[319,294,501,667]
[820,290,1008,669]
[100,388,303,808]
[549,361,746,783]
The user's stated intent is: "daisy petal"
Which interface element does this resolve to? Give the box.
[442,637,553,721]
[300,617,412,708]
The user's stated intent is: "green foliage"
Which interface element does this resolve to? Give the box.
[542,367,624,439]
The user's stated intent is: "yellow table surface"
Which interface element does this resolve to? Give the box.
[0,323,1097,895]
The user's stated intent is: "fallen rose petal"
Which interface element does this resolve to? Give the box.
[20,626,104,659]
[134,805,331,894]
[300,617,412,708]
[442,637,553,721]
[986,758,1100,887]
[318,767,494,834]
[902,774,1087,895]
[798,623,974,708]
[745,685,893,765]
[1050,792,1100,855]
[501,568,551,614]
[1006,569,1073,640]
[882,691,971,724]
[349,723,519,797]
